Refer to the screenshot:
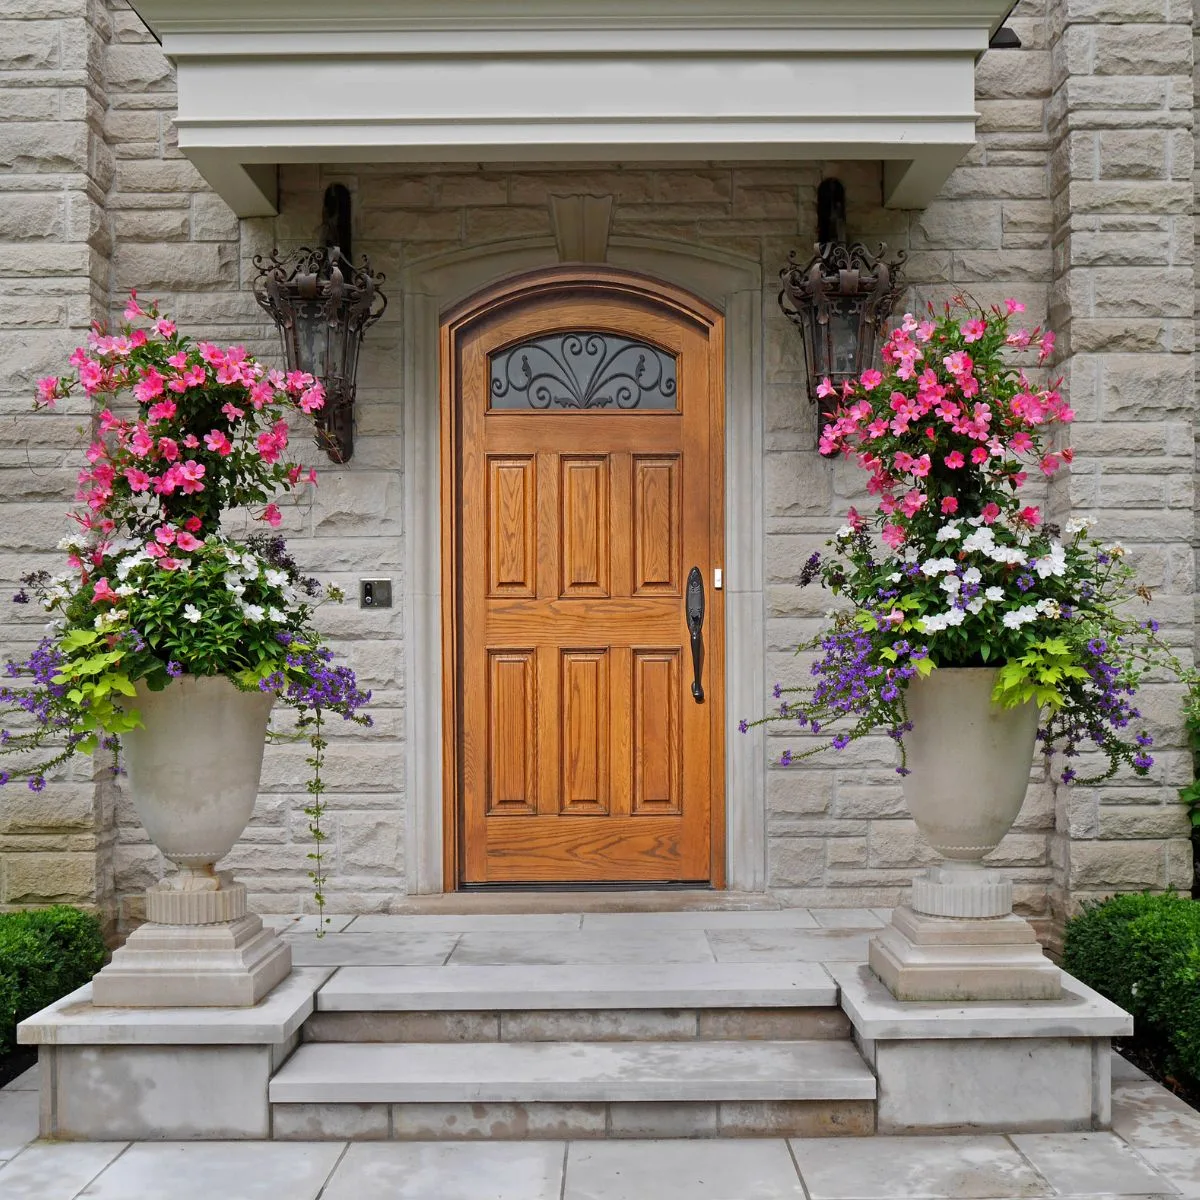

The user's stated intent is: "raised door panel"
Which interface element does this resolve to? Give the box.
[560,456,610,598]
[560,648,610,815]
[486,650,537,815]
[632,454,679,596]
[632,649,681,815]
[487,456,536,597]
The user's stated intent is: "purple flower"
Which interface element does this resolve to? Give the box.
[1016,574,1035,592]
[0,771,8,786]
[780,749,793,767]
[166,661,183,677]
[831,733,850,750]
[1133,752,1153,771]
[1060,767,1076,783]
[738,719,748,734]
[28,776,45,792]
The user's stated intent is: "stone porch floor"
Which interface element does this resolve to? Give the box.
[6,907,1198,1195]
[2,1054,1199,1198]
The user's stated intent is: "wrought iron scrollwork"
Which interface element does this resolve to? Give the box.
[490,332,677,411]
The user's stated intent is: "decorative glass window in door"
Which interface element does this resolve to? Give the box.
[489,332,677,411]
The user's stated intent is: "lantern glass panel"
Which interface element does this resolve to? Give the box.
[829,309,859,379]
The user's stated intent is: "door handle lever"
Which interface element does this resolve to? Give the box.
[686,566,705,703]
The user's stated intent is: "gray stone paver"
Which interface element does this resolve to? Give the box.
[0,916,1195,1199]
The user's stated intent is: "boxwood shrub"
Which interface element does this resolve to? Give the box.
[0,906,106,1057]
[1064,891,1200,1090]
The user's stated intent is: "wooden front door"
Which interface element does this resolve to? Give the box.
[442,268,725,886]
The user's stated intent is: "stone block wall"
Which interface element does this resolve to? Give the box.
[0,0,1192,930]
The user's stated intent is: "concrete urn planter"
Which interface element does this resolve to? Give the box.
[901,666,1040,865]
[125,674,275,894]
[91,673,292,1007]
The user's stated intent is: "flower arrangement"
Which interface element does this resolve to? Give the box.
[751,296,1185,785]
[0,293,371,925]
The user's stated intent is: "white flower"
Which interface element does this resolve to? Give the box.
[921,557,957,577]
[961,528,996,554]
[1065,517,1091,535]
[967,597,986,615]
[1102,542,1126,559]
[962,567,982,586]
[183,604,202,623]
[265,569,288,588]
[836,525,854,540]
[267,607,286,623]
[240,553,259,575]
[1033,544,1067,579]
[936,524,962,541]
[1002,605,1038,630]
[888,572,902,583]
[985,586,1004,602]
[920,612,949,632]
[945,607,966,626]
[987,546,1028,566]
[1036,598,1062,618]
[240,602,265,623]
[941,576,962,595]
[115,584,136,598]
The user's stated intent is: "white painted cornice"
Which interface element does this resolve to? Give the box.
[129,0,1013,217]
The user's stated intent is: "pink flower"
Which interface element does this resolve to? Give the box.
[944,450,965,469]
[262,503,283,528]
[221,402,244,422]
[156,318,177,337]
[899,489,926,518]
[960,318,987,343]
[182,434,199,449]
[1039,453,1061,476]
[1038,331,1056,362]
[147,397,176,424]
[184,516,203,532]
[177,460,206,494]
[79,360,104,392]
[124,467,152,492]
[158,437,179,462]
[249,381,274,410]
[92,577,119,604]
[915,321,936,343]
[299,383,325,414]
[816,378,836,399]
[1005,298,1026,315]
[981,503,1001,525]
[99,409,121,433]
[134,368,165,404]
[124,293,142,320]
[859,369,883,391]
[881,524,906,550]
[1006,328,1032,349]
[940,496,958,515]
[1009,431,1034,453]
[1016,505,1041,528]
[198,342,225,366]
[154,525,176,546]
[174,531,203,552]
[158,557,180,571]
[846,506,863,531]
[911,454,931,478]
[943,351,973,378]
[167,352,188,369]
[204,430,233,456]
[129,426,154,458]
[36,376,59,406]
[971,447,989,465]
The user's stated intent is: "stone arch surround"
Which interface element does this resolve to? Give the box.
[401,237,765,893]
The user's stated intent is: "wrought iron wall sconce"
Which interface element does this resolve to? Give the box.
[253,184,387,463]
[779,178,906,450]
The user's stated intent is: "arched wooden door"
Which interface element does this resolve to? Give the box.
[441,268,725,887]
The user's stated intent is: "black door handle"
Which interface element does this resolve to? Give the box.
[686,566,705,703]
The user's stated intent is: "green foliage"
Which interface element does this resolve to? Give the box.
[1064,892,1200,1090]
[0,906,106,1056]
[992,637,1089,712]
[1179,683,1200,830]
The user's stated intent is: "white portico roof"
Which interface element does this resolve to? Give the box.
[129,0,1014,217]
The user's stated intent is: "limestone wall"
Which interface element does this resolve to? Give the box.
[0,0,1192,930]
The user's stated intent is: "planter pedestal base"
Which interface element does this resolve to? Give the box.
[92,914,292,1008]
[869,905,1062,1002]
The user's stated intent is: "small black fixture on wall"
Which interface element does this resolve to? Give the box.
[778,178,906,448]
[252,184,388,463]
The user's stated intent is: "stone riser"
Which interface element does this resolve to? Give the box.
[302,1006,852,1044]
[270,1098,875,1140]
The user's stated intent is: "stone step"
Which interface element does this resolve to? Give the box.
[270,1038,876,1106]
[317,961,838,1011]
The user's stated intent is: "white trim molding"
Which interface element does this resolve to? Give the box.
[401,237,765,894]
[131,0,1011,216]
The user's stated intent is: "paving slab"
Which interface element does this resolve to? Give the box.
[317,961,838,1011]
[1132,1147,1200,1198]
[564,1139,806,1200]
[0,1092,39,1164]
[264,914,356,933]
[320,1141,565,1200]
[1111,1080,1200,1149]
[18,968,331,1045]
[789,1134,1053,1198]
[448,929,716,965]
[810,909,886,929]
[1111,1052,1152,1083]
[707,929,870,963]
[345,913,584,932]
[579,910,819,930]
[287,932,460,967]
[2,1065,39,1092]
[73,1141,344,1200]
[0,1141,127,1200]
[270,1038,876,1104]
[1011,1133,1173,1196]
[832,963,1133,1040]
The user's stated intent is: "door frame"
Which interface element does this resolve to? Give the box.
[439,266,727,889]
[400,237,765,895]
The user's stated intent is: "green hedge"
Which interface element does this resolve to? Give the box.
[0,906,106,1056]
[1064,891,1200,1089]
